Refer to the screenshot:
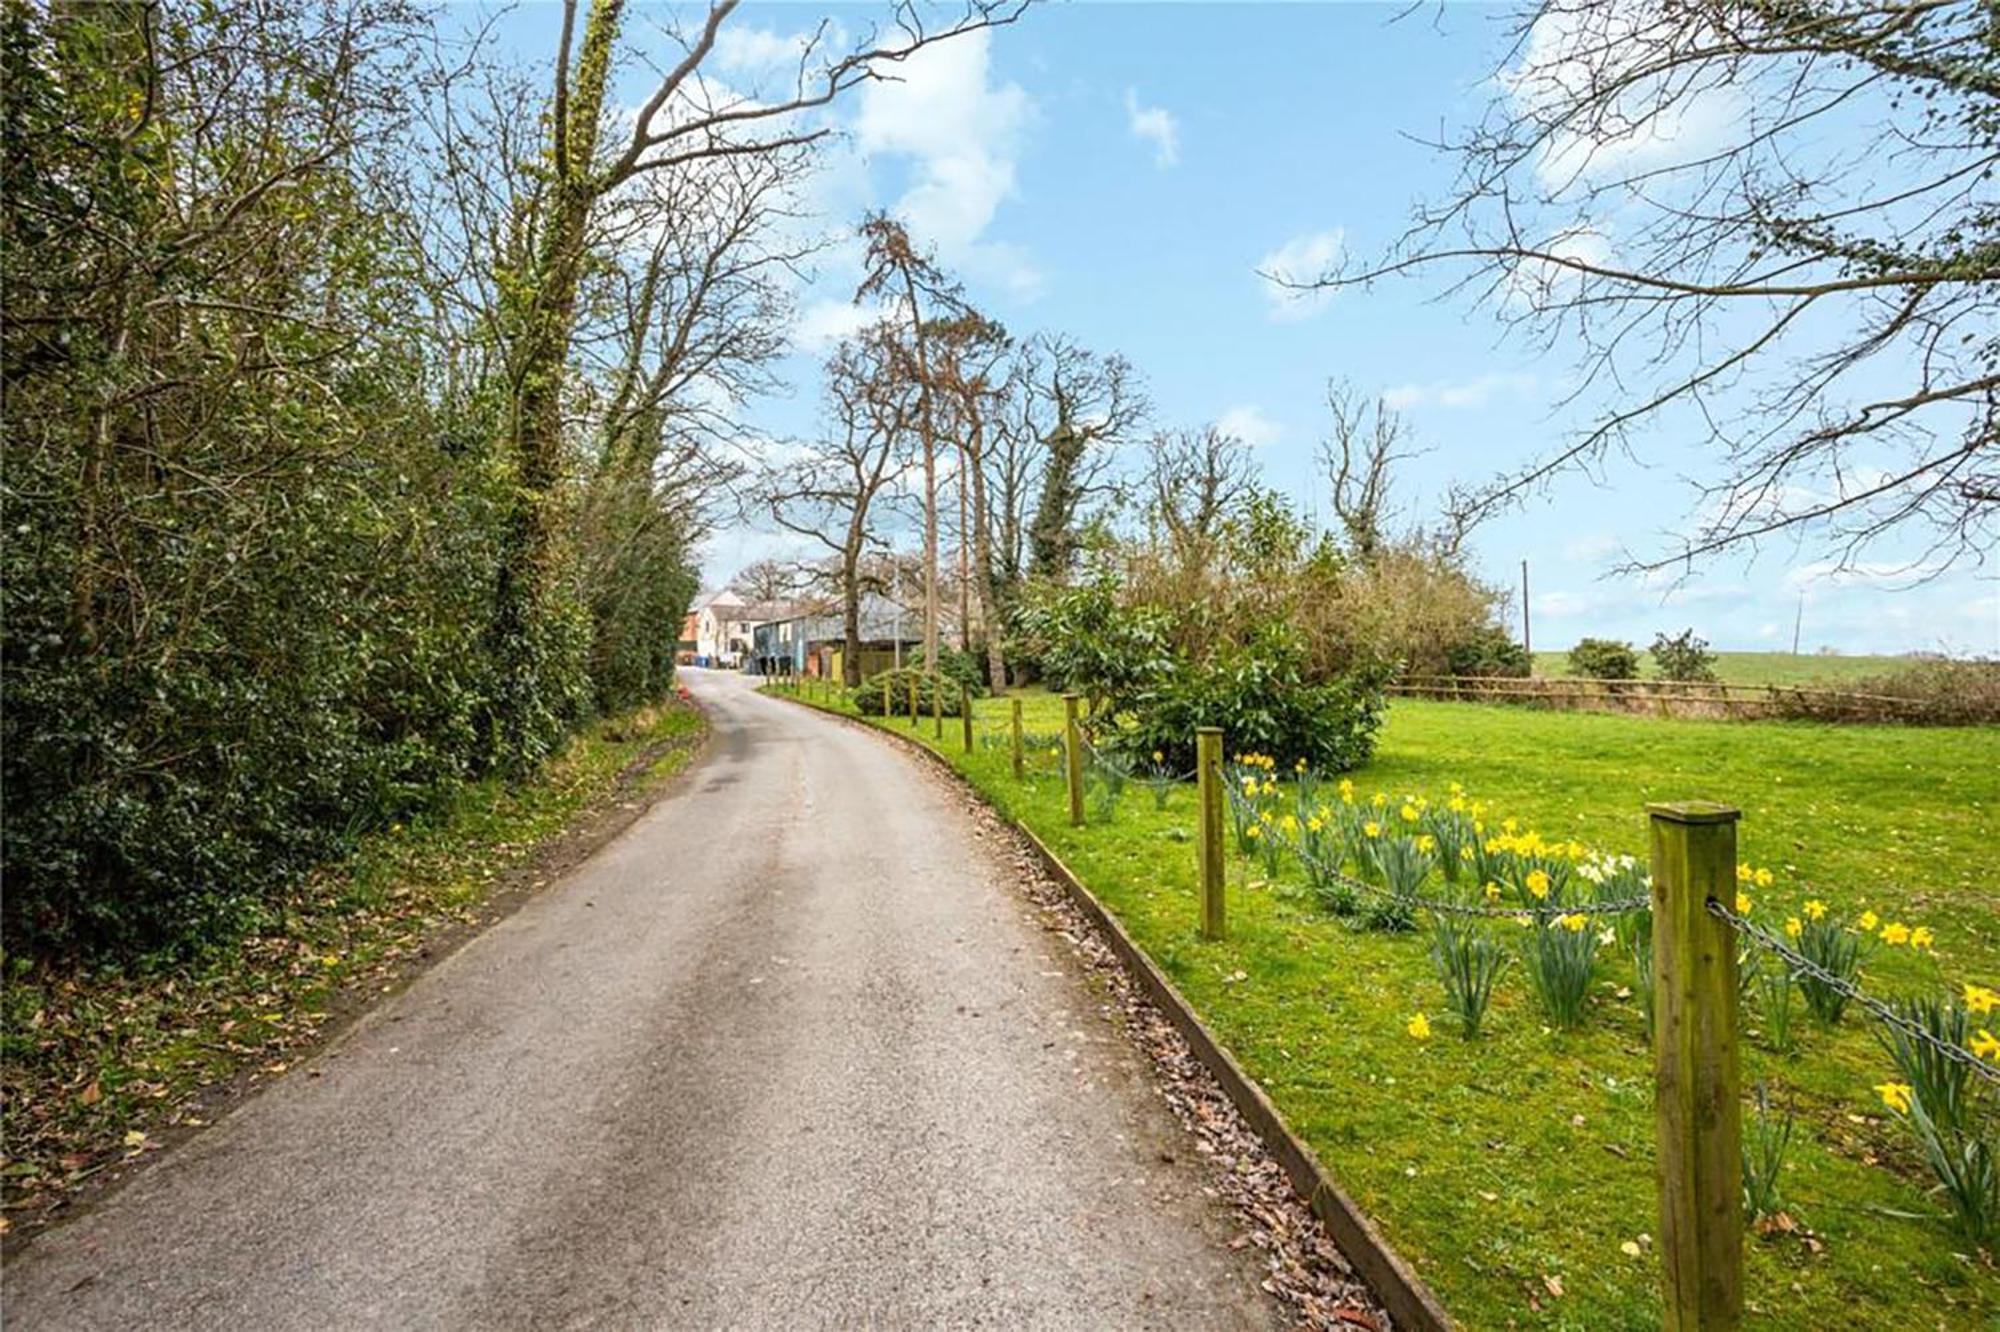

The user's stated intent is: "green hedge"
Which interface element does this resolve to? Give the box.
[850,667,983,718]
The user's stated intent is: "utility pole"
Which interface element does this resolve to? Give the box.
[1792,591,1804,655]
[1521,558,1532,659]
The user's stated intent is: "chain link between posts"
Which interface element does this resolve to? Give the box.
[1709,897,2000,1089]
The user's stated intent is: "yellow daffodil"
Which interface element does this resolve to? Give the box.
[1338,778,1355,804]
[1735,891,1752,914]
[1363,821,1382,839]
[1559,912,1588,932]
[1307,815,1325,833]
[1279,814,1298,833]
[1754,867,1773,888]
[1785,917,1803,939]
[1371,792,1388,808]
[1858,909,1879,931]
[1416,834,1436,854]
[1880,922,1911,947]
[1407,1013,1432,1040]
[1804,899,1827,921]
[1909,926,1935,950]
[1875,1082,1913,1115]
[1502,817,1519,834]
[1399,803,1419,823]
[1964,984,1999,1016]
[1448,795,1466,813]
[1737,862,1753,883]
[1483,881,1501,903]
[1526,869,1551,900]
[1152,750,1164,763]
[1970,1029,2000,1061]
[1245,824,1263,841]
[1295,758,1308,773]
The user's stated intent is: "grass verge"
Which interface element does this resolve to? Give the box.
[1,697,705,1235]
[772,679,1999,1329]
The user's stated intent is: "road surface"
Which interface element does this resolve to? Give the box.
[5,669,1285,1329]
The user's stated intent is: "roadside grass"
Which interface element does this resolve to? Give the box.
[1,699,705,1228]
[772,680,2000,1329]
[1532,649,1918,687]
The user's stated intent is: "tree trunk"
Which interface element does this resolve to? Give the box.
[488,0,624,763]
[968,419,1007,694]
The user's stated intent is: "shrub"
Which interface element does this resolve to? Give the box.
[851,667,979,718]
[1008,574,1174,717]
[1119,631,1387,774]
[1567,637,1639,680]
[1775,658,2000,726]
[1650,628,1717,682]
[1445,625,1531,678]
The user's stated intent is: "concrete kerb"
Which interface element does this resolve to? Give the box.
[766,685,1455,1332]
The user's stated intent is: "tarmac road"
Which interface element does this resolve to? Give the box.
[4,668,1286,1329]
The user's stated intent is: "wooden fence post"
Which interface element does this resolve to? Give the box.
[932,672,943,738]
[961,682,974,753]
[1063,694,1085,827]
[881,673,890,718]
[1648,800,1743,1332]
[908,675,918,727]
[1197,727,1225,940]
[1010,698,1024,780]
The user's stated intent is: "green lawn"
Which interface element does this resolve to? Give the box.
[774,680,2000,1330]
[1532,649,1919,686]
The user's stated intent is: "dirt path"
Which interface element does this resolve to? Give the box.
[3,669,1288,1329]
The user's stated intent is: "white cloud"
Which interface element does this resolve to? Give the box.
[1504,1,1747,193]
[1781,559,1949,593]
[1257,230,1343,321]
[1382,372,1538,413]
[1561,533,1625,564]
[1535,589,1597,619]
[1215,404,1282,448]
[792,299,882,353]
[856,32,1036,295]
[711,27,815,76]
[1123,88,1179,168]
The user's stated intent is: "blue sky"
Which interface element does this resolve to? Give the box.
[494,2,1997,656]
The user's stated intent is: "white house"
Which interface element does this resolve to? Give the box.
[693,594,795,668]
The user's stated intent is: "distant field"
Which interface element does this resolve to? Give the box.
[1532,649,1916,686]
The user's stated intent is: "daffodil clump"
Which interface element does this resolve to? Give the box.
[1138,749,1177,810]
[1871,982,2000,1244]
[1227,752,1280,854]
[1430,912,1508,1039]
[1747,872,1933,1026]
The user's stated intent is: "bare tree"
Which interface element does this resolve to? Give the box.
[1143,426,1259,564]
[758,326,915,684]
[1300,0,1998,576]
[486,0,1021,755]
[730,558,802,605]
[857,215,971,671]
[1320,384,1415,564]
[930,312,1014,690]
[986,334,1149,585]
